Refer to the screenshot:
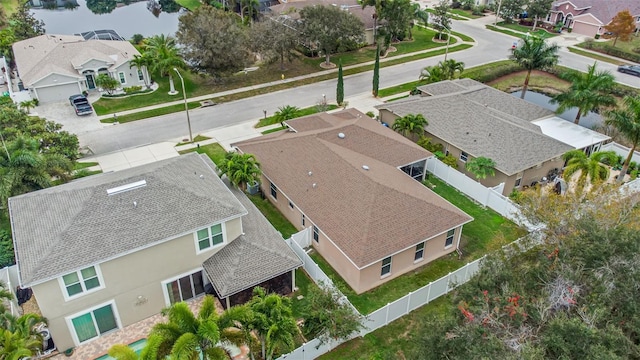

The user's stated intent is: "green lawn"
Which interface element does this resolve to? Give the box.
[176,135,212,146]
[567,47,626,65]
[0,0,18,15]
[174,0,201,10]
[290,268,314,319]
[425,8,468,21]
[247,194,299,239]
[178,143,228,167]
[378,80,423,98]
[486,24,557,40]
[74,161,99,170]
[258,104,339,127]
[448,8,483,19]
[310,177,525,315]
[598,34,640,53]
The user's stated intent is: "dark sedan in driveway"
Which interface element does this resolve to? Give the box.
[617,65,640,77]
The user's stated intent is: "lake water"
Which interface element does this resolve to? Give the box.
[511,90,603,130]
[31,0,183,40]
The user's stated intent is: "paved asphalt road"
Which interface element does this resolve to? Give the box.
[79,18,640,155]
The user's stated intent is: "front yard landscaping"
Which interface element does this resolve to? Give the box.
[177,142,227,166]
[576,36,640,63]
[257,104,339,127]
[486,24,557,40]
[311,176,526,315]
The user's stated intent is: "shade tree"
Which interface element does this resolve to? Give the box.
[604,10,636,47]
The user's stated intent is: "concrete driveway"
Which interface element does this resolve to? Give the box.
[31,93,108,135]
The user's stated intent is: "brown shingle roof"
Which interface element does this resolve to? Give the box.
[235,110,472,268]
[269,0,376,29]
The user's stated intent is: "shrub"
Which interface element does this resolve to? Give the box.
[365,111,375,118]
[462,61,523,83]
[629,161,638,172]
[631,170,638,180]
[131,34,144,45]
[442,154,458,167]
[583,38,595,49]
[595,34,600,39]
[123,86,143,94]
[472,5,485,15]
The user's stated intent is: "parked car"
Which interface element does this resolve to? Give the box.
[69,94,93,116]
[617,65,640,78]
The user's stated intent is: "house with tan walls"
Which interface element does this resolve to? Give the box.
[376,79,613,196]
[234,109,473,295]
[545,0,640,38]
[12,34,149,103]
[7,153,302,352]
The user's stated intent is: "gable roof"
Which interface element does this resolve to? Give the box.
[234,110,472,268]
[203,183,302,298]
[9,153,247,286]
[12,34,140,87]
[376,80,574,176]
[552,0,640,23]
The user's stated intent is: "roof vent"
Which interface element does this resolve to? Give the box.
[107,180,147,195]
[362,165,370,170]
[308,171,313,176]
[312,183,317,188]
[338,132,345,139]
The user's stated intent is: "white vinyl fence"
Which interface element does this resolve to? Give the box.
[0,265,21,316]
[278,229,542,360]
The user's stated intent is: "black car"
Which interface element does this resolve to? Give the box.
[68,94,93,116]
[617,65,640,77]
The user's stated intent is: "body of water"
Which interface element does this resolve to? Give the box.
[31,0,183,40]
[511,90,603,130]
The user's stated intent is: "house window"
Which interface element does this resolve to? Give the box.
[195,224,223,252]
[289,201,294,209]
[302,214,306,226]
[164,270,205,304]
[445,229,455,248]
[62,266,102,298]
[270,182,277,199]
[70,303,118,344]
[415,242,425,261]
[137,69,144,81]
[313,225,319,242]
[460,151,468,162]
[381,257,392,276]
[118,72,126,84]
[515,177,522,187]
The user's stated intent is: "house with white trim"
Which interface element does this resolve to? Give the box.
[545,0,640,38]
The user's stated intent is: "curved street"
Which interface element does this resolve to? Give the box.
[78,17,640,155]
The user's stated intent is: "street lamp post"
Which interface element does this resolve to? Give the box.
[444,27,451,61]
[494,0,503,26]
[173,68,193,143]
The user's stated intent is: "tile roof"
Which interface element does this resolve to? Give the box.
[12,34,141,87]
[377,80,574,176]
[9,153,247,286]
[234,110,472,268]
[202,183,302,298]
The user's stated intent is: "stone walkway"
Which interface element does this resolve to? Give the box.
[50,296,248,360]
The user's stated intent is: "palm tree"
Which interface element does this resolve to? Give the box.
[217,152,262,191]
[509,36,559,99]
[218,305,257,360]
[143,34,185,95]
[244,0,259,25]
[273,105,300,126]
[0,328,43,359]
[246,287,297,360]
[361,0,386,45]
[465,156,496,179]
[409,3,429,40]
[562,150,618,189]
[440,59,465,79]
[151,296,235,360]
[129,53,152,89]
[551,63,616,125]
[605,95,640,183]
[392,114,428,139]
[108,334,163,360]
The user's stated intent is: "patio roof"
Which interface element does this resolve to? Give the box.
[532,116,611,150]
[202,182,302,299]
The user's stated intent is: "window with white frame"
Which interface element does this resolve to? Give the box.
[445,229,455,247]
[313,225,319,242]
[195,224,223,251]
[164,270,205,304]
[381,257,392,276]
[460,151,469,162]
[118,72,126,84]
[270,182,277,199]
[137,69,144,81]
[62,266,102,298]
[69,303,118,344]
[415,242,425,261]
[514,177,522,187]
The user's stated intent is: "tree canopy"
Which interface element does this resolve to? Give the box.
[605,95,640,182]
[526,0,554,30]
[431,0,451,39]
[465,157,496,179]
[498,0,526,23]
[604,10,636,47]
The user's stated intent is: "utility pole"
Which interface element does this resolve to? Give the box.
[494,0,503,26]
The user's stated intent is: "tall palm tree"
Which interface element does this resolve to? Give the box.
[605,95,640,183]
[108,334,163,360]
[361,0,386,45]
[509,36,559,99]
[218,305,257,360]
[143,34,185,95]
[246,287,297,360]
[129,53,153,89]
[562,150,618,190]
[218,152,262,191]
[151,296,235,360]
[392,114,428,139]
[551,63,616,125]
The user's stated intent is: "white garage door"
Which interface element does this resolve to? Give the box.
[35,83,81,103]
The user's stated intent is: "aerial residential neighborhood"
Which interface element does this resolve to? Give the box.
[0,0,639,358]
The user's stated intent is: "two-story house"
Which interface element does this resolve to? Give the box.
[8,153,302,351]
[546,0,640,38]
[234,109,473,294]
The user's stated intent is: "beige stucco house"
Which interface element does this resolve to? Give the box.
[12,34,149,102]
[376,79,609,196]
[8,153,301,352]
[545,0,640,38]
[234,109,472,294]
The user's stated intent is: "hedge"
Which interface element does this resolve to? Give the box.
[578,42,640,63]
[461,60,523,83]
